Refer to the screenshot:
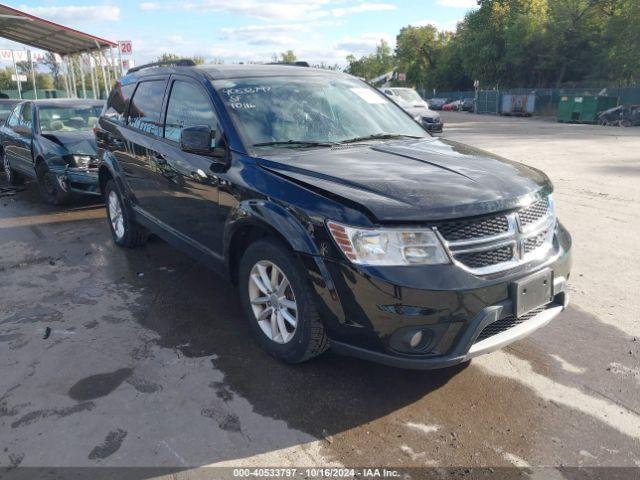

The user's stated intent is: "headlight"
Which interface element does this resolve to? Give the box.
[327,221,450,266]
[69,155,95,169]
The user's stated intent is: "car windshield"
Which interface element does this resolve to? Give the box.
[38,105,102,133]
[213,75,426,148]
[393,89,423,103]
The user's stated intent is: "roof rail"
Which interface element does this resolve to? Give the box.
[127,59,197,74]
[266,61,310,67]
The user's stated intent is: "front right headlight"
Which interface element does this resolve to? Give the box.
[327,221,450,266]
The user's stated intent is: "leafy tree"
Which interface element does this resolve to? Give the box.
[271,50,298,63]
[40,53,63,89]
[345,40,394,80]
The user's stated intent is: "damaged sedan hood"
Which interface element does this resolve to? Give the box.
[257,137,552,222]
[40,131,98,156]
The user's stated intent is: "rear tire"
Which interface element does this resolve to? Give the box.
[36,162,70,205]
[239,238,328,364]
[104,179,148,248]
[2,151,24,186]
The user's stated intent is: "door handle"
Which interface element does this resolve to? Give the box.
[152,153,167,165]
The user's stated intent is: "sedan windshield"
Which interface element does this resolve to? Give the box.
[213,76,426,148]
[38,105,102,133]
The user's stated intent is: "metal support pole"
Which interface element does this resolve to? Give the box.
[93,42,110,97]
[110,47,119,79]
[78,55,87,99]
[11,50,22,99]
[69,56,78,98]
[98,52,109,99]
[104,49,112,90]
[28,50,38,100]
[117,43,124,76]
[88,56,98,99]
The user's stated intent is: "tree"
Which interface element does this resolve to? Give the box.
[39,53,63,89]
[156,53,206,65]
[276,50,297,63]
[345,40,395,80]
[395,25,461,89]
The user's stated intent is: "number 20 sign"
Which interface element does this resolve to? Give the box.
[119,41,133,55]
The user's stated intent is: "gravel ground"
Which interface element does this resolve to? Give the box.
[0,112,638,479]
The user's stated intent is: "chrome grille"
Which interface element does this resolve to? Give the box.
[524,229,549,254]
[519,197,550,228]
[456,245,513,269]
[475,306,547,343]
[437,195,556,275]
[437,215,509,242]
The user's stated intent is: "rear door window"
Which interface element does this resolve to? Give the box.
[127,80,167,136]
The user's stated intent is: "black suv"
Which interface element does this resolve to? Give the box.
[95,61,572,369]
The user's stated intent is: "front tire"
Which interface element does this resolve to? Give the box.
[36,162,70,205]
[104,179,148,248]
[2,151,24,186]
[239,238,328,364]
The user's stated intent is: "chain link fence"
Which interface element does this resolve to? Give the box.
[419,86,640,116]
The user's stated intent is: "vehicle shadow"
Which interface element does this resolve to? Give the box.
[131,240,469,444]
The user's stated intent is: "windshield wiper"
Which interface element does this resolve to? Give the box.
[253,140,334,148]
[338,133,423,144]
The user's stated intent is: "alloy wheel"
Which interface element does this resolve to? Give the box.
[107,190,125,240]
[248,260,298,344]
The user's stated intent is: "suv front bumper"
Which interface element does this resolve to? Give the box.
[331,279,568,369]
[304,222,572,369]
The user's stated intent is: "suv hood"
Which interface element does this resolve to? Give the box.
[257,138,552,222]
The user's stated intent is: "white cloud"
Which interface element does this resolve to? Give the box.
[138,0,396,21]
[139,2,161,10]
[167,35,191,46]
[18,4,121,23]
[435,0,478,8]
[335,32,395,55]
[331,3,396,17]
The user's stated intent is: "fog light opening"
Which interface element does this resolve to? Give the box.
[409,331,423,348]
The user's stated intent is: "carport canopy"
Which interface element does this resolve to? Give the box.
[0,3,116,55]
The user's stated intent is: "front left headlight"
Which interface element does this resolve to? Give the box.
[65,155,96,168]
[327,221,450,266]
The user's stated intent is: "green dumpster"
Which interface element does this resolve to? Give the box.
[557,95,618,123]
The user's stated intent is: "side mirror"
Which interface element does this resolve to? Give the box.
[180,125,215,155]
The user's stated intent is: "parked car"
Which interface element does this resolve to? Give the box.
[381,87,443,133]
[0,99,104,204]
[597,104,640,127]
[443,100,462,111]
[96,62,571,369]
[462,97,475,112]
[428,98,448,110]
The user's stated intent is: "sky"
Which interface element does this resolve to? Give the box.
[1,0,478,66]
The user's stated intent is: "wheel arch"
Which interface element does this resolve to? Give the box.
[225,200,321,284]
[98,153,127,199]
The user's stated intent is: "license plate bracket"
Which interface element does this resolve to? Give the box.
[511,269,554,318]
